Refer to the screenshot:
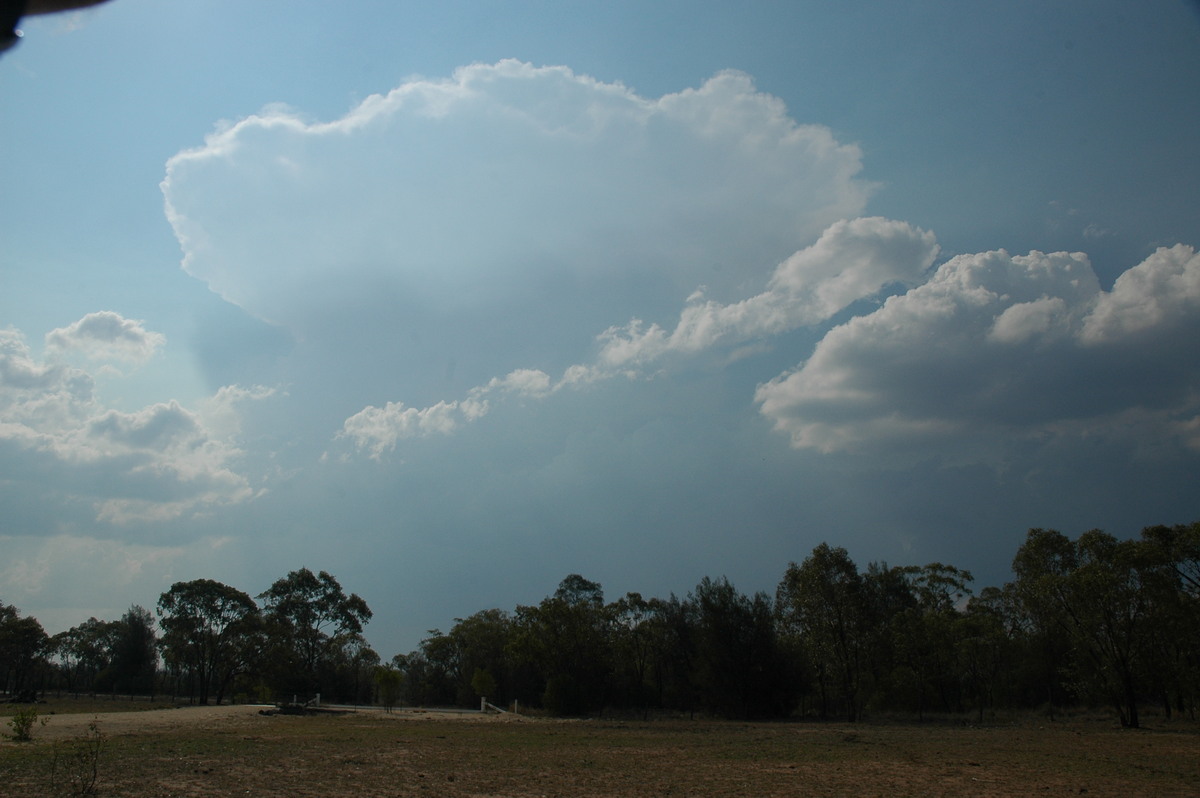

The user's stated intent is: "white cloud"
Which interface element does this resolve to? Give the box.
[598,217,938,367]
[756,245,1200,455]
[161,60,870,335]
[339,217,938,457]
[0,325,260,526]
[45,311,165,363]
[1080,244,1200,343]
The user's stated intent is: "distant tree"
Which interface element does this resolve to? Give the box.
[510,574,611,715]
[888,564,973,718]
[690,577,794,718]
[331,633,380,705]
[1010,528,1078,718]
[157,579,261,705]
[109,605,158,698]
[956,585,1019,722]
[258,568,372,699]
[777,544,870,721]
[608,592,656,712]
[1139,523,1200,717]
[643,594,699,713]
[470,667,498,703]
[1013,528,1161,728]
[374,665,403,712]
[59,617,121,696]
[0,603,48,698]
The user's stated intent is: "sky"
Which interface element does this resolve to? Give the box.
[2,0,1199,658]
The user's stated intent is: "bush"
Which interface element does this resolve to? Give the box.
[5,706,47,742]
[50,720,105,797]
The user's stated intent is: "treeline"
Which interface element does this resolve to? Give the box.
[2,524,1198,727]
[398,524,1200,726]
[0,568,377,706]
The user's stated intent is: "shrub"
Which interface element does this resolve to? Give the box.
[5,706,47,742]
[50,720,105,797]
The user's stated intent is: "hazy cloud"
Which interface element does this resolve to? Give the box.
[0,325,261,526]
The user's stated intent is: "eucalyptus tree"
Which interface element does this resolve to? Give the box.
[110,605,158,697]
[157,579,261,704]
[1013,528,1162,728]
[777,544,870,721]
[690,577,794,718]
[888,563,973,718]
[1010,527,1079,718]
[509,574,611,715]
[258,568,372,699]
[0,603,47,697]
[956,585,1024,720]
[1136,523,1200,718]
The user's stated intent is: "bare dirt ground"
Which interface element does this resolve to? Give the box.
[31,703,506,741]
[5,701,1199,797]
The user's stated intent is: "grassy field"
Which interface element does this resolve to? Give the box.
[2,699,1198,797]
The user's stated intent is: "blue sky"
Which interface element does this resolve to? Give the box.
[2,0,1199,658]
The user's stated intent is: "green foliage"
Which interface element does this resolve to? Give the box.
[14,519,1200,724]
[777,544,870,721]
[0,603,49,697]
[374,666,404,712]
[110,606,158,697]
[158,578,263,705]
[258,568,374,700]
[5,705,47,742]
[470,667,497,700]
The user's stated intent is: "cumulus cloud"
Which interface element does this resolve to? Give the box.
[756,245,1200,455]
[597,217,938,367]
[1080,244,1200,343]
[339,366,556,457]
[45,311,165,364]
[0,324,262,526]
[340,217,938,457]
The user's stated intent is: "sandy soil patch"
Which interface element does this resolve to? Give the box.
[30,704,516,742]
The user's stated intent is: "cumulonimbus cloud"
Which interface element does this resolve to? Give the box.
[161,60,871,333]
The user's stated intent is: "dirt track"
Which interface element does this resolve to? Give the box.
[32,704,508,742]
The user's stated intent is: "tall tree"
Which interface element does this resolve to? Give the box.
[509,574,611,715]
[110,605,158,698]
[1013,528,1160,728]
[158,579,261,705]
[1139,523,1200,717]
[888,564,973,718]
[258,568,372,699]
[0,603,48,698]
[691,577,794,718]
[1010,528,1078,718]
[777,544,870,721]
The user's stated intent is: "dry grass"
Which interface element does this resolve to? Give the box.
[2,699,1198,797]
